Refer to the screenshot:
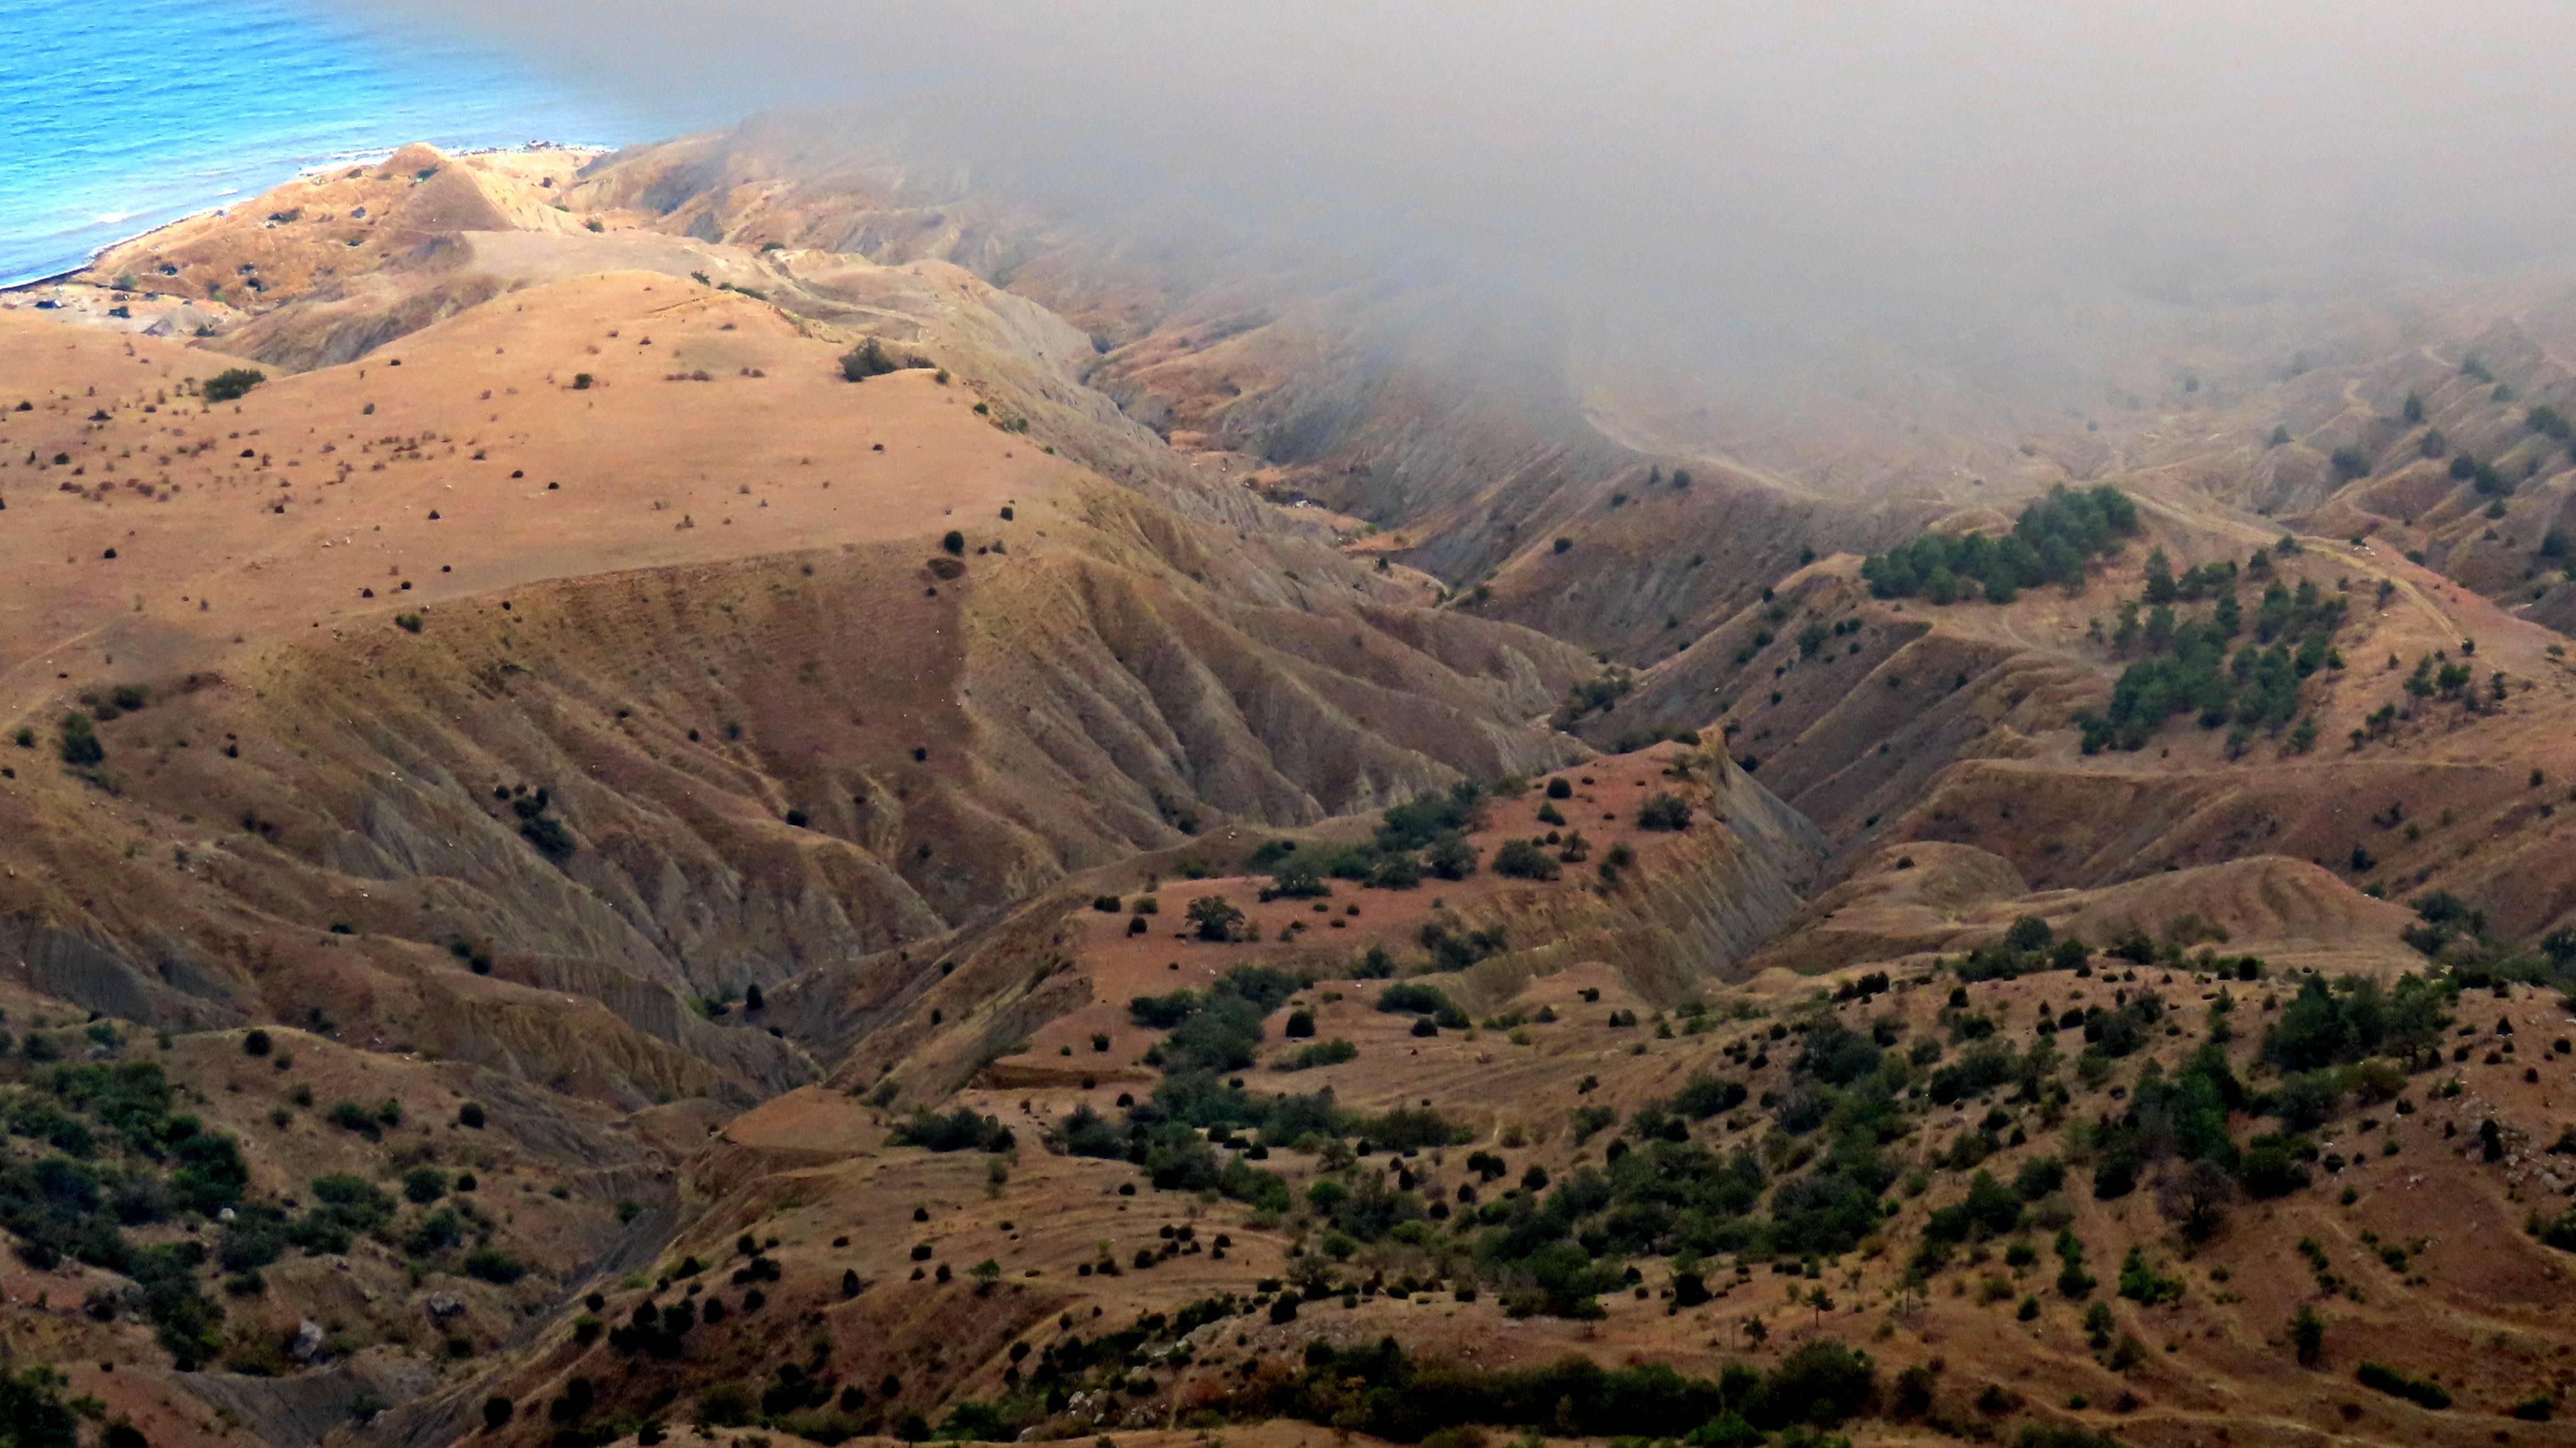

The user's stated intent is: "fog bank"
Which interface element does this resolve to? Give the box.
[363,1,2576,377]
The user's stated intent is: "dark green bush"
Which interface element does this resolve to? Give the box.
[890,1106,1015,1153]
[1669,1073,1748,1119]
[462,1248,527,1285]
[1185,896,1248,942]
[1862,485,2139,603]
[2289,1305,2324,1366]
[203,368,266,403]
[1924,1171,2023,1245]
[56,713,102,767]
[1229,1335,1873,1439]
[325,1101,380,1138]
[840,338,912,381]
[1491,839,1559,880]
[2015,1428,2120,1448]
[1637,794,1692,831]
[1275,1040,1357,1071]
[2262,973,2450,1072]
[1376,982,1468,1028]
[2354,1362,2449,1410]
[0,1364,86,1444]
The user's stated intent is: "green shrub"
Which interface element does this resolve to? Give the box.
[2533,1205,2576,1252]
[890,1106,1015,1153]
[287,1176,388,1256]
[2239,1135,2312,1198]
[325,1101,380,1138]
[1235,1336,1873,1438]
[2263,973,2450,1072]
[2355,1362,2449,1410]
[2013,1155,2065,1199]
[1379,782,1486,852]
[1130,991,1200,1029]
[2015,1428,2119,1448]
[840,338,914,382]
[1555,666,1633,726]
[1637,793,1692,831]
[1924,1171,2023,1245]
[1669,1072,1748,1118]
[517,806,574,860]
[2289,1305,2323,1366]
[56,713,102,767]
[1186,896,1247,942]
[2115,1246,2183,1304]
[1425,834,1478,880]
[1376,982,1468,1028]
[462,1248,527,1284]
[1739,1341,1876,1426]
[1368,852,1423,890]
[1128,965,1312,1075]
[0,1364,86,1444]
[1491,839,1560,880]
[202,368,266,403]
[1275,1040,1358,1071]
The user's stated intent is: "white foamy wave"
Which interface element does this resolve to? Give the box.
[299,148,398,175]
[94,212,130,226]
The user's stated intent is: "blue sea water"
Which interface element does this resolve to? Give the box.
[0,0,640,286]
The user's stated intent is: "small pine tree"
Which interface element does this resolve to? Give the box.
[2142,548,2178,604]
[2290,1305,2324,1367]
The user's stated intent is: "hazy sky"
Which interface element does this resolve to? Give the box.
[369,1,2576,371]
